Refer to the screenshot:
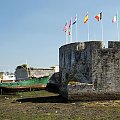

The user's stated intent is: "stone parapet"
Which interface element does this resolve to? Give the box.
[108,41,120,49]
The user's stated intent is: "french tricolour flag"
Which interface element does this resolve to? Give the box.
[112,15,117,23]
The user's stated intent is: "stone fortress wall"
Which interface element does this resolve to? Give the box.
[59,41,120,100]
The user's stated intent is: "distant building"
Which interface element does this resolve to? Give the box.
[0,72,15,83]
[15,64,55,81]
[0,72,4,82]
[50,65,59,73]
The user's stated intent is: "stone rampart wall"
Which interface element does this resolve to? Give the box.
[59,41,120,100]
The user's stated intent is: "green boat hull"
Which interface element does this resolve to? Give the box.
[0,76,49,91]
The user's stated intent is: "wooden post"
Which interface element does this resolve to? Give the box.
[1,88,2,95]
[30,87,31,91]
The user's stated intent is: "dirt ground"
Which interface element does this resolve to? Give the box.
[0,90,120,120]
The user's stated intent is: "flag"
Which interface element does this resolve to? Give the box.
[63,22,68,32]
[112,14,117,23]
[84,14,88,23]
[68,18,73,42]
[95,12,102,21]
[68,18,72,35]
[68,31,71,35]
[72,16,77,25]
[69,18,72,28]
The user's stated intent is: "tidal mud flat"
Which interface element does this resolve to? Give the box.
[0,90,120,120]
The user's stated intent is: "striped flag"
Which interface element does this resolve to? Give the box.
[63,22,68,32]
[95,12,102,21]
[68,18,73,42]
[72,16,77,25]
[112,12,119,41]
[84,14,88,23]
[68,18,72,36]
[69,18,72,28]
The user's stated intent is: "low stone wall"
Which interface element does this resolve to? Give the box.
[68,91,120,101]
[68,83,94,93]
[60,84,120,101]
[59,83,94,100]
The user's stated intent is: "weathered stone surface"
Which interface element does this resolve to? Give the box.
[59,41,120,100]
[15,65,54,81]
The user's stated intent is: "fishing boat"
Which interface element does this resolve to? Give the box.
[0,72,15,83]
[0,76,50,92]
[0,64,55,92]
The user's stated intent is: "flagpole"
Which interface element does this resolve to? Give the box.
[87,17,90,41]
[71,17,73,43]
[66,21,68,44]
[117,11,119,41]
[101,18,104,41]
[94,32,96,41]
[84,12,89,41]
[87,12,90,41]
[65,29,67,44]
[76,14,78,42]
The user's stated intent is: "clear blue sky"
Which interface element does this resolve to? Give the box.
[0,0,120,72]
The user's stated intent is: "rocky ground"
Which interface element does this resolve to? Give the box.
[0,90,120,120]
